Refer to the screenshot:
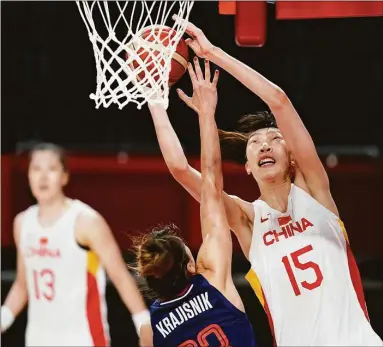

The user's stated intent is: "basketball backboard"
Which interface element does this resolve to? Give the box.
[219,1,383,47]
[219,1,267,47]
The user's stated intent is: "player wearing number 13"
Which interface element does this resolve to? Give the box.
[0,143,151,347]
[150,16,383,346]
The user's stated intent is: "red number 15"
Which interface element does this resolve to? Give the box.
[282,245,323,296]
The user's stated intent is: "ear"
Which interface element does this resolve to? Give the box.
[289,156,296,180]
[245,161,251,175]
[186,259,196,274]
[62,172,69,187]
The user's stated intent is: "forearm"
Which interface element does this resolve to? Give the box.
[113,272,147,315]
[208,47,285,108]
[149,104,189,172]
[2,280,28,331]
[112,271,151,336]
[3,280,28,316]
[198,110,223,192]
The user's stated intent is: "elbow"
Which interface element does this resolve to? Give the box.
[268,88,290,111]
[202,174,224,195]
[169,163,190,179]
[166,155,189,176]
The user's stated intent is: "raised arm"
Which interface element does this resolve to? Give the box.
[75,211,150,344]
[1,212,28,333]
[176,17,338,216]
[148,86,253,258]
[148,102,201,202]
[176,59,232,289]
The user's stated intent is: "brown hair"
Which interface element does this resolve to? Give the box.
[131,224,191,300]
[218,111,277,164]
[29,142,68,172]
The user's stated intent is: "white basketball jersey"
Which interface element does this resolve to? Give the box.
[19,199,110,346]
[246,184,382,346]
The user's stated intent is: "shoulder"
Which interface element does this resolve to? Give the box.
[13,211,27,243]
[14,210,26,227]
[13,206,35,233]
[74,203,110,245]
[15,204,38,223]
[290,183,317,204]
[76,206,106,230]
[13,206,37,245]
[294,170,339,216]
[291,183,339,217]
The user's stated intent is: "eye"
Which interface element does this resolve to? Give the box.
[49,165,59,171]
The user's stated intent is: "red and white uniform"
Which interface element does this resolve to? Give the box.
[19,199,110,346]
[246,184,382,346]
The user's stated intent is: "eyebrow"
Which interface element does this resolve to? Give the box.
[249,129,281,139]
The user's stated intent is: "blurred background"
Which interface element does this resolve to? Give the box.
[1,1,382,346]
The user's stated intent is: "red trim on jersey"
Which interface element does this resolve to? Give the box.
[176,283,192,297]
[345,243,369,321]
[262,288,277,347]
[87,272,108,346]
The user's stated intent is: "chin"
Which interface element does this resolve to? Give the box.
[262,175,278,183]
[259,169,284,183]
[35,192,56,204]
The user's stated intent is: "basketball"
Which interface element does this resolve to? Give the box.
[127,26,189,86]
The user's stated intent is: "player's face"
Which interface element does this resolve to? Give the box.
[184,245,196,274]
[245,128,292,183]
[28,150,68,204]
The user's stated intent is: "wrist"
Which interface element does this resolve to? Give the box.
[206,45,222,63]
[148,102,165,113]
[1,306,15,332]
[132,309,151,336]
[198,107,216,119]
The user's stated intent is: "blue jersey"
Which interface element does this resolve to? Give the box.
[150,274,257,347]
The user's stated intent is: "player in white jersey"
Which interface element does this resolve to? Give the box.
[1,143,151,347]
[146,17,383,346]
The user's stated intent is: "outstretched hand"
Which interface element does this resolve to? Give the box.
[173,15,215,59]
[177,57,219,116]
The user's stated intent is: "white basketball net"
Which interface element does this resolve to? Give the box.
[76,1,194,110]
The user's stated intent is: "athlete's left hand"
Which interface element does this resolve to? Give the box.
[177,58,219,116]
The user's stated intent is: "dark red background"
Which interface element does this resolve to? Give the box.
[2,155,382,256]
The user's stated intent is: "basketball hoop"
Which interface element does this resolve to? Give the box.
[76,1,194,110]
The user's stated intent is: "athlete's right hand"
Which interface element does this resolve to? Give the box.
[177,58,219,116]
[172,15,215,59]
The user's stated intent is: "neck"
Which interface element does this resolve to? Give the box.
[38,194,68,216]
[258,179,291,213]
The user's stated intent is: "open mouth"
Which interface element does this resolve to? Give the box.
[258,157,276,167]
